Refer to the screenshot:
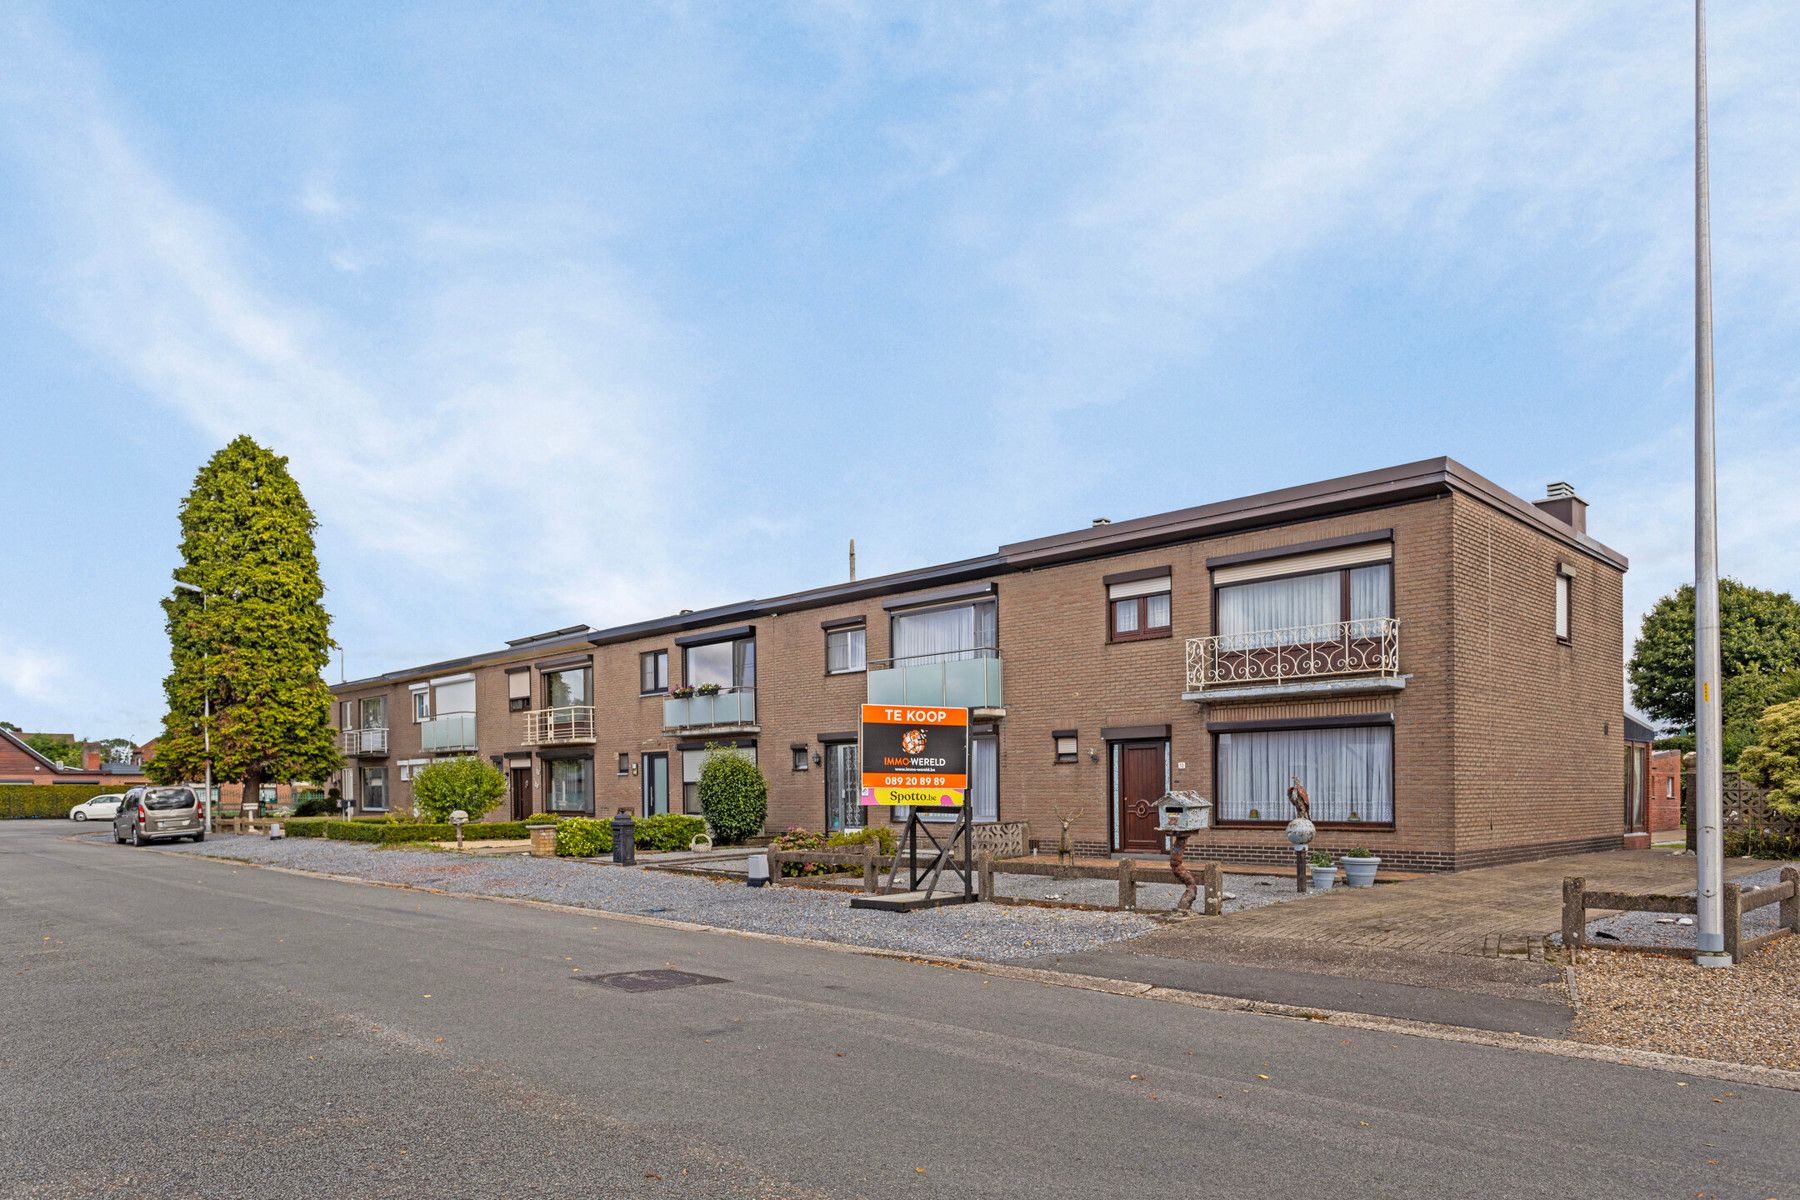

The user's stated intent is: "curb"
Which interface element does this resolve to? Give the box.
[151,841,1800,1095]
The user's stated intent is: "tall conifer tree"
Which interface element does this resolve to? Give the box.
[149,436,341,794]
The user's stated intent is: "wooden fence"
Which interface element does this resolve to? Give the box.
[1562,867,1800,961]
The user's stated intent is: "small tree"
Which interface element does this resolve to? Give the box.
[411,757,506,824]
[697,745,767,844]
[1736,700,1800,819]
[1629,579,1800,731]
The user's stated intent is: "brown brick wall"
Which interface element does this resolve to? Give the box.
[1650,749,1683,833]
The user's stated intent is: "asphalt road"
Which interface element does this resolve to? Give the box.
[5,820,1797,1200]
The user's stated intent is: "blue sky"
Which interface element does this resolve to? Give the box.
[2,2,1797,741]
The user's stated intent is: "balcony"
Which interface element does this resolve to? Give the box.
[867,650,1005,714]
[420,712,479,753]
[521,705,596,746]
[1184,619,1404,700]
[663,687,757,733]
[339,726,388,757]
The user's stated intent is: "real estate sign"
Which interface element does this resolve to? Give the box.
[859,703,969,808]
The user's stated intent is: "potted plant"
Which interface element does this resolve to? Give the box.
[669,685,696,699]
[1340,846,1381,887]
[695,682,722,696]
[1307,850,1339,891]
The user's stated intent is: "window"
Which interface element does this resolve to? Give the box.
[1107,575,1172,642]
[890,600,996,665]
[617,752,630,776]
[826,626,867,674]
[411,688,430,723]
[1215,724,1393,824]
[258,784,278,805]
[684,638,755,689]
[547,758,592,813]
[1555,567,1573,643]
[792,745,810,771]
[639,650,669,695]
[507,669,531,712]
[543,665,590,708]
[397,759,426,781]
[339,700,353,729]
[360,767,389,811]
[360,696,386,729]
[683,745,754,813]
[1053,731,1079,764]
[897,732,998,824]
[434,677,476,717]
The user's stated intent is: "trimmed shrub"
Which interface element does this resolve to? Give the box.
[279,818,530,844]
[634,813,708,852]
[291,795,336,817]
[697,747,767,845]
[1,784,136,820]
[555,817,612,857]
[412,757,506,823]
[827,825,896,856]
[524,812,564,826]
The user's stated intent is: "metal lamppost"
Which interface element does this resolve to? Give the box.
[173,582,213,836]
[1691,0,1729,968]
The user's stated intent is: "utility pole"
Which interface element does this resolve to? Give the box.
[174,582,214,836]
[1692,0,1729,968]
[848,538,857,582]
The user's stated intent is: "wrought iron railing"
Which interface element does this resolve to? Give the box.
[339,726,389,756]
[1186,619,1400,691]
[521,705,596,746]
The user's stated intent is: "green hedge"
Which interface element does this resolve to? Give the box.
[278,818,533,844]
[635,813,708,852]
[0,784,134,820]
[555,817,612,857]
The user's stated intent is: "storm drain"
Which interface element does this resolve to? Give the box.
[579,968,728,993]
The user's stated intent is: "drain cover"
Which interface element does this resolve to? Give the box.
[580,968,727,993]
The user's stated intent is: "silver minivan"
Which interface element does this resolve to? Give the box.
[113,786,205,845]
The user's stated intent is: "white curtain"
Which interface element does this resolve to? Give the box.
[361,696,386,729]
[1216,726,1393,823]
[1217,574,1340,645]
[1348,564,1392,638]
[827,628,866,673]
[892,601,995,664]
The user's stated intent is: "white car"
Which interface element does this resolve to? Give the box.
[69,794,126,823]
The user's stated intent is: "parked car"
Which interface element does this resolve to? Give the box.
[113,786,205,845]
[68,794,126,822]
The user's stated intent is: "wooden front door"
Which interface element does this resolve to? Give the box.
[1114,741,1168,852]
[510,767,533,821]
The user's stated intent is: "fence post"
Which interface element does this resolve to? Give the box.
[1782,867,1799,936]
[1723,882,1743,963]
[977,851,994,902]
[862,841,878,894]
[1561,876,1585,953]
[766,850,783,887]
[1203,862,1223,917]
[1118,858,1137,911]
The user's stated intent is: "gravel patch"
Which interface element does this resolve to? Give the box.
[1579,864,1798,951]
[1573,937,1800,1071]
[158,835,1159,961]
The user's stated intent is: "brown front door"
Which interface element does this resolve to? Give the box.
[1114,741,1167,852]
[511,767,533,821]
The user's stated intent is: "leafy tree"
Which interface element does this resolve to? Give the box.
[1628,580,1800,731]
[1736,699,1800,819]
[697,745,768,844]
[23,733,81,767]
[147,436,341,797]
[411,757,506,823]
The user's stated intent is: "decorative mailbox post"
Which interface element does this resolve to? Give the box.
[1156,791,1213,914]
[1285,818,1316,894]
[450,809,468,851]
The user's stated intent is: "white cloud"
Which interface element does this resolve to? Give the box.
[0,637,67,706]
[299,176,345,218]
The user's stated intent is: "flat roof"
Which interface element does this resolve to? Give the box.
[334,456,1627,691]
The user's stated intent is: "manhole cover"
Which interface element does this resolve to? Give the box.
[579,969,727,993]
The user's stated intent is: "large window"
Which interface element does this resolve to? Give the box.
[360,696,386,729]
[890,600,996,665]
[1108,575,1171,642]
[639,650,668,695]
[684,638,755,689]
[1215,724,1393,825]
[547,758,592,813]
[826,626,867,674]
[360,767,388,812]
[1216,562,1391,644]
[543,665,590,708]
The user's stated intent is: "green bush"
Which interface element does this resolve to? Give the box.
[524,812,564,826]
[1736,699,1800,819]
[827,825,896,855]
[1723,828,1800,860]
[696,746,767,844]
[634,813,708,852]
[768,825,895,876]
[0,784,135,820]
[412,757,507,824]
[291,795,337,817]
[1308,851,1335,867]
[770,826,828,876]
[555,817,612,857]
[277,818,530,844]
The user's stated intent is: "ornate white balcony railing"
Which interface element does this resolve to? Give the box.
[339,726,388,756]
[1185,618,1400,692]
[521,705,597,746]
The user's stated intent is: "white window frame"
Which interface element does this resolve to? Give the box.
[826,626,867,675]
[411,685,430,723]
[1555,565,1574,643]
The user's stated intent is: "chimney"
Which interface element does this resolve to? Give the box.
[849,538,857,582]
[1533,481,1587,535]
[83,747,101,770]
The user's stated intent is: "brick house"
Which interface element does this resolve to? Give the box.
[0,728,150,786]
[329,458,1628,872]
[1649,749,1683,835]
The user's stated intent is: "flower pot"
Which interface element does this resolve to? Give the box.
[1341,856,1381,888]
[1309,864,1338,891]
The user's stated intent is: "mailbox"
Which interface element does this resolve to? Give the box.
[1156,791,1212,833]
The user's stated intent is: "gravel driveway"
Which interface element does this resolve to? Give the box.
[159,835,1159,961]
